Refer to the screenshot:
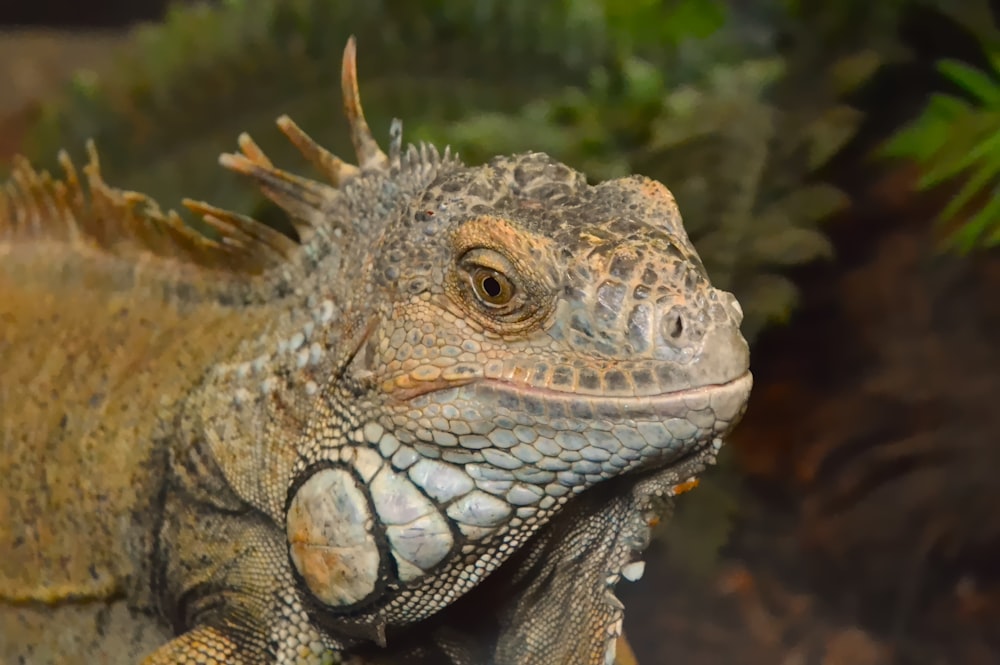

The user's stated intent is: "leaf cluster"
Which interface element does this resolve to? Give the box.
[883,53,1000,251]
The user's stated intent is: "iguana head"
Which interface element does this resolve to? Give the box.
[215,37,751,655]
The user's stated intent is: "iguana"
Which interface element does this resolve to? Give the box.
[0,38,752,664]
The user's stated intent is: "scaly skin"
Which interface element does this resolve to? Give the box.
[0,39,751,664]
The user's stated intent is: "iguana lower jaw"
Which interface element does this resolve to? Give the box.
[398,368,753,479]
[283,345,750,630]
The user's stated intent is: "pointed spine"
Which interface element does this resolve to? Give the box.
[341,36,389,171]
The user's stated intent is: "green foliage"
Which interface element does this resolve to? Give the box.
[601,0,727,53]
[21,0,727,213]
[775,0,973,60]
[12,0,861,340]
[882,54,1000,251]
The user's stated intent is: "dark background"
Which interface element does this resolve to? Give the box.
[0,0,176,27]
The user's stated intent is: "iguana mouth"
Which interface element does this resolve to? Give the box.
[390,369,752,415]
[474,370,753,419]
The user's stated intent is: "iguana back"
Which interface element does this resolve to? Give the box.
[0,150,280,602]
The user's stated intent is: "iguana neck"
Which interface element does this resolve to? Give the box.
[174,289,346,515]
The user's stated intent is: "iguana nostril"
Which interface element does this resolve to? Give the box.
[668,312,683,339]
[661,308,686,346]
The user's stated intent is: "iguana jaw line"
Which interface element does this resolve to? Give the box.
[476,369,751,412]
[394,370,752,421]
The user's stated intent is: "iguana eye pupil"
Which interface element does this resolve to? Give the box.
[472,269,513,306]
[482,276,501,298]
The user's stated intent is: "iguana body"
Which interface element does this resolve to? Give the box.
[0,39,751,664]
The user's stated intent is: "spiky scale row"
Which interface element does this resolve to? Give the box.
[1,36,409,310]
[341,36,390,172]
[218,37,389,200]
[181,198,298,264]
[1,142,266,277]
[276,115,359,186]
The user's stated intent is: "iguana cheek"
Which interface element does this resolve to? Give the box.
[286,468,381,607]
[368,466,455,581]
[285,462,465,610]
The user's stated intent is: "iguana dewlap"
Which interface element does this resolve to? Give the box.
[0,38,751,664]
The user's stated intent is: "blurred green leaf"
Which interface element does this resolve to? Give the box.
[750,227,836,267]
[939,59,1000,105]
[881,49,1000,252]
[740,273,800,338]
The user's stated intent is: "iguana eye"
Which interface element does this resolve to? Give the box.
[470,268,514,307]
[454,246,548,330]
